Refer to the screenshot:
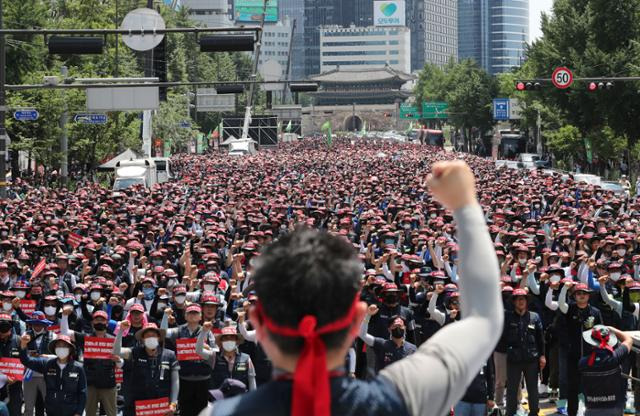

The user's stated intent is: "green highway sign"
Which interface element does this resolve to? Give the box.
[400,104,421,120]
[422,102,449,119]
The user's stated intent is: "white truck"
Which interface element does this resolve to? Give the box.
[150,157,172,183]
[113,159,158,190]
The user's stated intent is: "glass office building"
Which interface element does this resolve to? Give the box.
[458,0,528,74]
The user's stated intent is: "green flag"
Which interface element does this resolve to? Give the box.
[360,121,366,135]
[163,139,172,157]
[584,136,593,164]
[321,121,332,147]
[196,133,204,154]
[277,121,282,132]
[286,120,293,133]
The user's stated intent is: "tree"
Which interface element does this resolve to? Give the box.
[546,125,583,170]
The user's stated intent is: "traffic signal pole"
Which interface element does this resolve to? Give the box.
[0,0,6,199]
[242,0,267,140]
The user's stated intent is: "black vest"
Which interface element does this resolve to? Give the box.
[582,364,623,409]
[77,332,116,389]
[43,358,86,414]
[505,311,541,363]
[130,347,176,402]
[176,324,211,378]
[210,352,250,389]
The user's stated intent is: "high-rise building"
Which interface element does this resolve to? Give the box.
[303,0,346,76]
[181,0,233,28]
[259,16,293,79]
[279,0,305,80]
[406,0,458,71]
[319,25,411,73]
[458,0,529,74]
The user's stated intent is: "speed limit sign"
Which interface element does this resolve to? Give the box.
[552,67,573,89]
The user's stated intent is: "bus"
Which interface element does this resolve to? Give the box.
[416,129,445,147]
[499,130,526,159]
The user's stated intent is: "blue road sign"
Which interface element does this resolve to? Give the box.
[74,113,108,124]
[13,109,39,121]
[179,121,191,129]
[493,99,510,121]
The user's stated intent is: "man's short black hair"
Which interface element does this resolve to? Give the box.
[253,227,362,355]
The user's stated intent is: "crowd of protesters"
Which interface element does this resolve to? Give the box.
[0,138,635,416]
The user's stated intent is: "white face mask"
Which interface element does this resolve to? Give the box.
[74,294,82,303]
[550,275,561,284]
[44,306,57,316]
[33,327,45,335]
[430,213,437,219]
[55,347,70,360]
[15,291,26,299]
[90,292,101,302]
[2,303,11,312]
[618,249,627,257]
[610,272,622,282]
[157,303,167,310]
[174,295,186,304]
[144,337,159,350]
[203,284,215,292]
[518,258,527,265]
[222,341,236,352]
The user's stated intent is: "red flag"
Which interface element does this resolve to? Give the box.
[31,259,46,279]
[67,233,82,249]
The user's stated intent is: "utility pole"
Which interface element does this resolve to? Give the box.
[59,66,69,186]
[242,0,268,139]
[284,18,296,104]
[0,0,6,198]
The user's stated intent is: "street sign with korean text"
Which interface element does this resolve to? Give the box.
[422,102,448,119]
[493,99,510,121]
[400,104,420,120]
[74,113,108,124]
[13,109,39,121]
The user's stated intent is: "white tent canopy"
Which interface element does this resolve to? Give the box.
[98,148,140,171]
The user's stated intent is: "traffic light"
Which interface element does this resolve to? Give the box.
[153,37,168,101]
[216,84,245,94]
[289,83,319,93]
[199,35,255,52]
[48,36,104,55]
[587,81,614,91]
[515,81,542,91]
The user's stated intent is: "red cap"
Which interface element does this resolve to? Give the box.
[574,283,592,293]
[186,304,202,314]
[129,304,145,313]
[220,326,239,337]
[92,311,108,320]
[512,289,528,297]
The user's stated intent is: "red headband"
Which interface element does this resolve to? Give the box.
[587,329,614,366]
[256,293,360,416]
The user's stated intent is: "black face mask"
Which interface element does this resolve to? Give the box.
[93,323,107,332]
[0,322,12,333]
[391,327,405,339]
[384,295,399,305]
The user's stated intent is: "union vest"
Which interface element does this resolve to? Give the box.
[210,352,251,389]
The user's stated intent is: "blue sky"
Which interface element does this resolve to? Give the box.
[530,0,554,40]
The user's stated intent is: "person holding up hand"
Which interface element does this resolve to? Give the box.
[358,304,417,374]
[18,332,86,416]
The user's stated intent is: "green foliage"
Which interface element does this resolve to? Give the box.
[414,59,496,149]
[524,0,640,168]
[153,93,199,154]
[546,125,583,156]
[5,0,253,174]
